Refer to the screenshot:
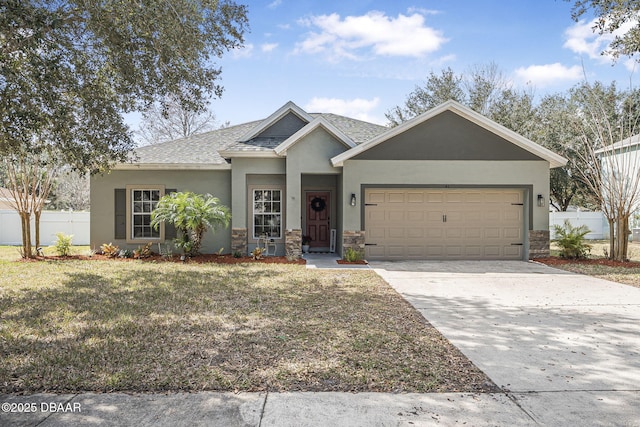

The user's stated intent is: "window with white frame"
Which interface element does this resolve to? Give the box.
[253,189,282,239]
[131,189,161,239]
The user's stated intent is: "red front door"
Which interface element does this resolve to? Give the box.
[306,192,330,249]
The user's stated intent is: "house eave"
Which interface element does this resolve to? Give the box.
[217,150,279,159]
[114,163,232,170]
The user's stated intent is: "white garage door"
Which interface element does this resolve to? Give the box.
[364,188,525,260]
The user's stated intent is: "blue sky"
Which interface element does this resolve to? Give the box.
[167,1,640,128]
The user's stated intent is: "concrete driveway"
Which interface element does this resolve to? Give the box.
[372,260,640,425]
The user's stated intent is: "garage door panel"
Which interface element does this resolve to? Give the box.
[406,228,424,238]
[388,227,405,239]
[387,192,405,203]
[407,211,425,222]
[365,188,525,260]
[406,246,425,257]
[368,227,386,239]
[503,227,522,239]
[367,191,386,204]
[407,192,425,203]
[388,211,405,222]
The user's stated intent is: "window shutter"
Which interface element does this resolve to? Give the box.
[114,189,126,239]
[164,189,177,240]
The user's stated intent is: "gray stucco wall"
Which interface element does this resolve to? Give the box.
[285,127,345,229]
[341,159,550,232]
[230,158,286,229]
[354,111,542,161]
[90,169,231,253]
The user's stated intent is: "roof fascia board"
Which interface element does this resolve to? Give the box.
[114,163,232,170]
[331,100,567,168]
[274,116,356,156]
[217,150,279,158]
[238,101,314,142]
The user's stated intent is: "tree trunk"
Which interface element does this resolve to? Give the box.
[34,210,41,250]
[608,217,615,260]
[19,212,33,258]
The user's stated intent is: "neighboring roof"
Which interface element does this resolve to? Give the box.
[331,100,568,169]
[594,134,640,155]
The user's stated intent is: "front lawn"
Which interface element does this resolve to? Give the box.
[542,240,640,287]
[0,257,494,393]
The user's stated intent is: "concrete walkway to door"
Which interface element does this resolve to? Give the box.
[371,260,640,425]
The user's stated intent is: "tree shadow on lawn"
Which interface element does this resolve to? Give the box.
[0,264,495,394]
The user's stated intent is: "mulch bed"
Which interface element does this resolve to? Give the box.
[336,259,368,265]
[535,257,640,268]
[25,253,307,265]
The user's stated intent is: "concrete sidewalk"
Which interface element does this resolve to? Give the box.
[1,391,537,426]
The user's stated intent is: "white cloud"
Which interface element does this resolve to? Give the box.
[261,43,278,53]
[294,11,447,60]
[564,18,637,61]
[514,63,583,87]
[304,97,382,123]
[232,43,254,59]
[268,0,282,9]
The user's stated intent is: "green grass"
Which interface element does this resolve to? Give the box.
[0,253,494,394]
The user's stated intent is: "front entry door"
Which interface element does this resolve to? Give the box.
[306,191,330,249]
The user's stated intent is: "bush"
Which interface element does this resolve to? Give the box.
[553,220,592,259]
[343,247,364,262]
[101,243,120,258]
[53,233,73,257]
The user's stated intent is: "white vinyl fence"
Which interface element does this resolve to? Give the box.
[0,210,90,246]
[549,211,609,240]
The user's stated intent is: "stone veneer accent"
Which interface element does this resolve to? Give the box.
[342,230,365,256]
[529,230,550,258]
[231,228,248,255]
[285,229,302,259]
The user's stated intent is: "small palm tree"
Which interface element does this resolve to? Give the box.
[151,192,230,256]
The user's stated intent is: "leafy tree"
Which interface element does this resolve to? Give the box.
[385,67,465,126]
[1,0,247,256]
[50,170,91,211]
[534,93,592,211]
[137,94,218,145]
[151,192,230,256]
[570,0,640,59]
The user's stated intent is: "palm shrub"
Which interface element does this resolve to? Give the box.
[552,219,592,259]
[151,192,231,256]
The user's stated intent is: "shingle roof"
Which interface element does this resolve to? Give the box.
[126,109,389,165]
[130,120,260,165]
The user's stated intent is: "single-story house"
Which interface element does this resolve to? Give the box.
[90,100,567,260]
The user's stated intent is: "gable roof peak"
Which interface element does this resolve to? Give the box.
[331,99,568,168]
[238,101,314,142]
